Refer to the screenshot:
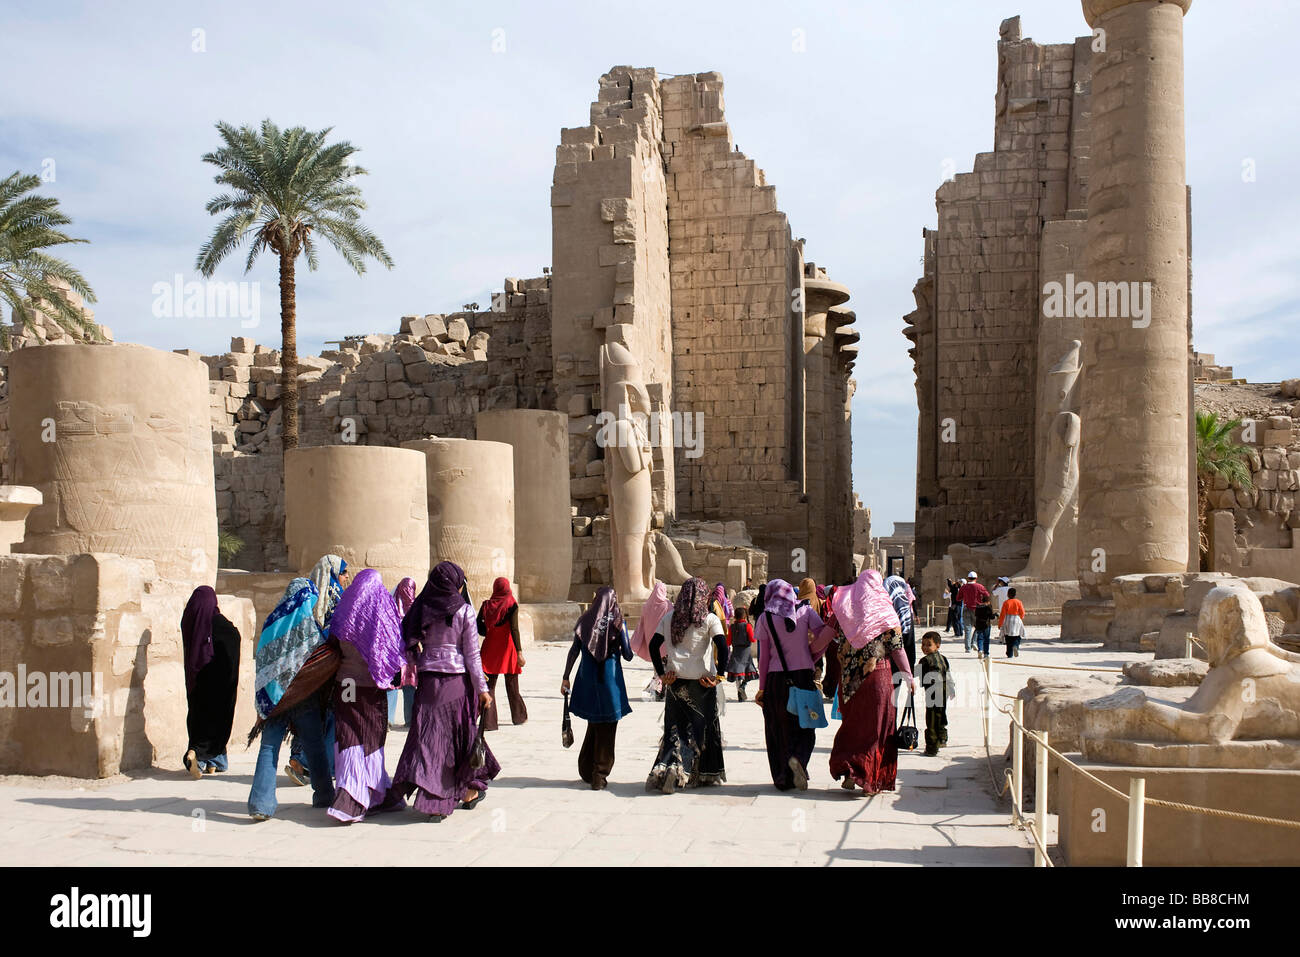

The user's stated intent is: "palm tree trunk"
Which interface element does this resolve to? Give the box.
[279,248,299,452]
[1196,474,1209,570]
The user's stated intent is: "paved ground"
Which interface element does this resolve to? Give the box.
[0,626,1144,866]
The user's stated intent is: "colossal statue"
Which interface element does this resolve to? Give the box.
[1018,340,1082,580]
[600,341,655,604]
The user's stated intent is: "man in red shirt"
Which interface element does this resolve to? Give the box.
[957,572,990,653]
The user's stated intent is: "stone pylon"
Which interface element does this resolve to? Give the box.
[1074,0,1193,599]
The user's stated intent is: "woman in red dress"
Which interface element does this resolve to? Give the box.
[477,577,528,729]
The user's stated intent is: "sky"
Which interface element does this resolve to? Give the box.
[3,0,1298,536]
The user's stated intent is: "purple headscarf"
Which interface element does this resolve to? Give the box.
[711,582,733,621]
[670,577,709,645]
[763,579,798,619]
[403,561,469,642]
[330,569,407,689]
[393,577,417,617]
[575,586,625,661]
[181,586,219,694]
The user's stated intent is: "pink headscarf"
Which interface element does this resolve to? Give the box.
[630,580,673,662]
[711,582,733,621]
[830,569,901,649]
[392,577,418,687]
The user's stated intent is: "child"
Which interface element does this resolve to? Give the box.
[918,632,953,756]
[999,586,1026,658]
[726,607,759,701]
[973,593,994,659]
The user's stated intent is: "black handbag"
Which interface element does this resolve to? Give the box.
[469,707,489,769]
[896,691,919,752]
[561,690,574,749]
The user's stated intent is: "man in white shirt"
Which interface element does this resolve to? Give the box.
[991,577,1011,616]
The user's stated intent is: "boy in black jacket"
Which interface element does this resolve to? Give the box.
[919,631,952,756]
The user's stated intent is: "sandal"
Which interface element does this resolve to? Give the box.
[461,790,485,810]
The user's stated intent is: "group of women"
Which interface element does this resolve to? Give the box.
[177,556,926,823]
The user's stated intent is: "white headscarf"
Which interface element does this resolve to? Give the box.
[309,554,346,630]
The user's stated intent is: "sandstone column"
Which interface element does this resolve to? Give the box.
[399,439,513,604]
[284,446,429,593]
[1075,0,1192,598]
[802,277,850,583]
[475,410,571,602]
[8,343,218,584]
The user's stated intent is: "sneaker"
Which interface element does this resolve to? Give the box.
[788,757,809,791]
[284,760,308,787]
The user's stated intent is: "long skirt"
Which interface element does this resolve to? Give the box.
[822,646,842,701]
[726,644,759,681]
[185,616,240,771]
[829,664,899,793]
[390,671,500,817]
[647,679,725,789]
[329,684,400,823]
[762,668,816,790]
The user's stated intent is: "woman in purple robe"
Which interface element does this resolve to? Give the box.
[389,562,500,821]
[180,586,242,778]
[326,569,409,823]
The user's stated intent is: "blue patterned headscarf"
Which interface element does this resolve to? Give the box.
[310,554,347,632]
[254,578,323,719]
[884,575,915,633]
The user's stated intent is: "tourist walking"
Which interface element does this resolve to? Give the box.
[180,586,241,777]
[999,586,1027,657]
[957,571,989,653]
[709,582,732,714]
[631,579,673,701]
[390,562,499,821]
[326,569,408,823]
[884,573,918,669]
[945,578,962,636]
[646,577,728,792]
[286,554,349,785]
[247,578,335,821]
[798,578,827,695]
[991,576,1011,617]
[826,569,917,795]
[477,576,528,729]
[973,594,994,659]
[755,578,832,791]
[388,576,418,728]
[725,607,759,700]
[560,586,633,790]
[918,631,952,756]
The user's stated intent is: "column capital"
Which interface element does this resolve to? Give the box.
[1083,0,1190,28]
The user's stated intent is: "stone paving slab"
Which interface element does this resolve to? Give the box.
[0,626,1142,866]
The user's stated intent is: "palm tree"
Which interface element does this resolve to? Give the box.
[196,120,393,451]
[1195,409,1254,566]
[0,171,99,347]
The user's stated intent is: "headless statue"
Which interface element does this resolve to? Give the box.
[1018,340,1081,580]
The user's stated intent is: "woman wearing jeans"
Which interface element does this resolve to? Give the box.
[248,578,335,820]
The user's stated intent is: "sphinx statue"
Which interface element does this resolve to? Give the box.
[1080,581,1300,765]
[1017,339,1081,580]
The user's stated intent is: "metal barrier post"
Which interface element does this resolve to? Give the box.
[1127,777,1146,867]
[1184,632,1194,659]
[1012,698,1024,826]
[1034,731,1049,867]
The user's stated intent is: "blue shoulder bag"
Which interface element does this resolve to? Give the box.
[766,612,828,729]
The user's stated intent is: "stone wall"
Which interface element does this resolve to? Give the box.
[0,553,256,778]
[905,18,1092,571]
[551,67,676,526]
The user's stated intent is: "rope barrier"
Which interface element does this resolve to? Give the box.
[990,660,1124,674]
[977,662,1300,832]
